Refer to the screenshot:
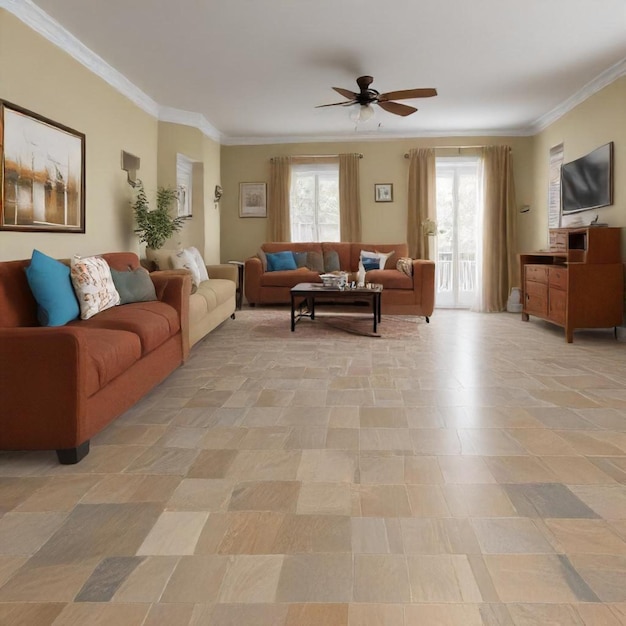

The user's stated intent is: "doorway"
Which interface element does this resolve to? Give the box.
[435,157,479,308]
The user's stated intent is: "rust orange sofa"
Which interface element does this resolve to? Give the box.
[244,242,435,318]
[0,252,190,464]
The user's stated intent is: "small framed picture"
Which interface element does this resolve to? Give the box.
[239,182,267,218]
[375,183,393,203]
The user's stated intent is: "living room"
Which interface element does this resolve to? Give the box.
[1,2,626,624]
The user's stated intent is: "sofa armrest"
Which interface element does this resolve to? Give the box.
[206,264,237,282]
[150,270,192,361]
[244,257,264,304]
[411,260,435,316]
[0,327,87,448]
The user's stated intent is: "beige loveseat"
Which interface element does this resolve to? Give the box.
[146,249,237,347]
[245,242,435,319]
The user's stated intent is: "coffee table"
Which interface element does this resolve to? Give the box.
[290,282,383,333]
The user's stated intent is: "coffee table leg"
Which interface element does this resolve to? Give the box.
[309,297,315,320]
[377,293,381,323]
[291,294,295,331]
[372,294,377,333]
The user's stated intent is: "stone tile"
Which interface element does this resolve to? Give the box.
[437,456,496,483]
[538,455,617,484]
[206,603,289,626]
[112,556,179,602]
[588,457,626,484]
[31,503,163,565]
[186,449,238,478]
[124,447,199,475]
[275,554,353,602]
[137,511,209,555]
[348,603,405,626]
[285,603,348,626]
[166,478,234,511]
[575,604,624,626]
[354,554,410,602]
[485,456,558,483]
[442,484,518,517]
[226,450,302,481]
[407,554,482,602]
[406,485,450,517]
[569,485,626,519]
[218,554,283,603]
[272,514,352,553]
[358,484,412,517]
[81,475,181,504]
[0,477,48,513]
[143,603,196,626]
[358,453,405,484]
[505,429,579,456]
[484,554,599,603]
[160,555,228,603]
[95,424,169,446]
[458,429,527,455]
[0,512,67,555]
[50,602,150,624]
[238,427,290,449]
[401,518,481,554]
[568,554,626,601]
[75,556,143,602]
[296,482,352,515]
[543,519,626,555]
[0,556,27,587]
[0,603,66,625]
[504,483,601,519]
[403,456,444,484]
[325,428,359,450]
[228,481,300,512]
[15,475,101,512]
[352,518,403,554]
[471,518,554,553]
[409,429,462,454]
[506,603,584,626]
[404,604,484,626]
[297,450,357,482]
[359,407,408,428]
[284,427,327,450]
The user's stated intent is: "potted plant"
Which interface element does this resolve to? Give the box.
[131,180,186,250]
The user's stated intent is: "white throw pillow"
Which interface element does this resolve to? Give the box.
[70,255,120,320]
[360,249,394,269]
[170,249,201,287]
[376,250,395,269]
[186,247,209,282]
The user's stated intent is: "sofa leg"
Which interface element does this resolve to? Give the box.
[249,302,256,307]
[231,313,236,320]
[56,440,90,464]
[425,316,430,323]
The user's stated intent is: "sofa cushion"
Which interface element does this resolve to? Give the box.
[110,267,157,304]
[80,328,142,397]
[70,255,120,320]
[70,301,180,355]
[24,249,80,327]
[260,267,320,287]
[266,251,297,272]
[365,269,414,290]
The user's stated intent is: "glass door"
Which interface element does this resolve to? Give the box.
[435,157,479,308]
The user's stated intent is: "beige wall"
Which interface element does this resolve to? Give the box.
[529,77,626,254]
[0,10,158,261]
[220,137,534,263]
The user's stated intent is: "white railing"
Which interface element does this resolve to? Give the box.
[437,252,476,293]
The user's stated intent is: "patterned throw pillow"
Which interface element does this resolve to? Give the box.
[396,257,413,277]
[170,249,201,287]
[70,255,120,320]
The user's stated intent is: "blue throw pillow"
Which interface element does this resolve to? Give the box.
[362,258,379,272]
[266,251,297,272]
[25,249,80,326]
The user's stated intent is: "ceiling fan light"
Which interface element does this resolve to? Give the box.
[349,104,374,123]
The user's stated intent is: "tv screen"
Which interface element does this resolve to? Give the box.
[561,142,613,214]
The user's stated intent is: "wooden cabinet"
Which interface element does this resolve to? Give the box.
[520,227,623,342]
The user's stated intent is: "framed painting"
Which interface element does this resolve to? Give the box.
[239,182,267,218]
[0,100,86,233]
[375,183,393,203]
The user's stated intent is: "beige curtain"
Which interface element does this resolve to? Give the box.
[339,153,362,242]
[407,148,436,258]
[267,156,291,241]
[478,145,518,312]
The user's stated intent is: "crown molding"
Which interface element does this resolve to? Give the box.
[529,56,626,134]
[221,126,532,146]
[158,106,222,143]
[1,0,160,117]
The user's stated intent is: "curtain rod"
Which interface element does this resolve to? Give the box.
[404,145,511,158]
[271,153,363,162]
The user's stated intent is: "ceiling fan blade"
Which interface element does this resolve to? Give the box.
[315,100,358,108]
[378,88,437,101]
[377,101,418,116]
[332,87,358,99]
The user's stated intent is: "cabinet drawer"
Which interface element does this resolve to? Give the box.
[525,265,548,283]
[549,287,567,325]
[550,231,568,252]
[549,266,568,290]
[525,280,548,298]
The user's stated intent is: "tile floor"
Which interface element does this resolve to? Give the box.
[1,308,626,625]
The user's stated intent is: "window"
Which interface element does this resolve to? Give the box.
[290,163,339,242]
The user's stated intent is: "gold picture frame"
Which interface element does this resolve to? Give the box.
[375,183,393,203]
[239,182,267,218]
[0,100,86,233]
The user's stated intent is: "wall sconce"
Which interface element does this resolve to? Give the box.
[121,151,141,187]
[214,185,223,203]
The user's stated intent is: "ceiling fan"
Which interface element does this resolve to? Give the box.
[316,75,437,120]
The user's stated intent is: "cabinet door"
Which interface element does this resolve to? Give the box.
[524,280,548,316]
[548,287,566,325]
[548,266,568,289]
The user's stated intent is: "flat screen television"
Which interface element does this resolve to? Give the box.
[561,142,613,214]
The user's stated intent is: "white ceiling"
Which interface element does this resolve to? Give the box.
[15,0,626,143]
